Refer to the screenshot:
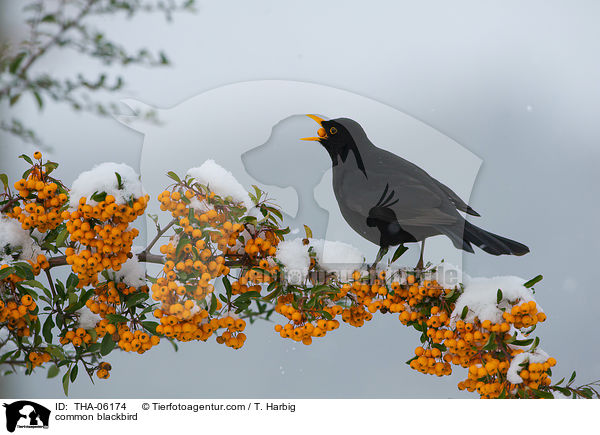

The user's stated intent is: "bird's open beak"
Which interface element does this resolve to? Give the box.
[301,114,327,141]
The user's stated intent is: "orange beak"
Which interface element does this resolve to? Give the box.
[301,114,327,141]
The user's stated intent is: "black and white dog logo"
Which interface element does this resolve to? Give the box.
[3,401,50,432]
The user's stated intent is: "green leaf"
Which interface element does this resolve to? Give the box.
[175,235,189,259]
[105,313,128,324]
[42,315,54,343]
[431,342,447,352]
[66,273,79,290]
[0,266,15,280]
[405,356,417,365]
[222,276,232,298]
[125,292,148,308]
[13,262,34,280]
[33,91,43,109]
[9,94,21,106]
[21,280,47,292]
[317,311,331,320]
[86,343,101,353]
[55,227,69,248]
[482,332,497,351]
[168,338,179,352]
[70,364,78,382]
[0,350,16,363]
[442,289,456,301]
[18,154,33,165]
[90,191,107,202]
[46,345,65,360]
[115,172,124,190]
[391,244,408,263]
[531,389,554,399]
[510,338,534,347]
[263,284,281,301]
[166,171,181,183]
[524,275,543,288]
[43,161,59,175]
[497,289,503,305]
[55,280,66,299]
[460,305,469,320]
[529,336,540,353]
[100,334,115,356]
[9,52,27,74]
[141,321,159,335]
[62,369,70,396]
[568,371,577,384]
[41,14,56,23]
[209,293,217,315]
[554,386,571,397]
[47,365,59,379]
[234,291,261,304]
[65,288,94,313]
[0,173,8,190]
[267,206,283,221]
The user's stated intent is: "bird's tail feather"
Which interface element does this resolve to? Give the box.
[462,221,529,256]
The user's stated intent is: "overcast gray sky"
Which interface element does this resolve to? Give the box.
[1,0,599,398]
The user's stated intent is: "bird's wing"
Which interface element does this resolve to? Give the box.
[338,169,460,227]
[433,179,480,216]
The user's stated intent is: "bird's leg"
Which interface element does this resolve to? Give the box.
[369,246,388,273]
[415,239,426,270]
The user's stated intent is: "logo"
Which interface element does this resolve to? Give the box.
[3,401,50,432]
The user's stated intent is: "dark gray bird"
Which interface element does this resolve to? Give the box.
[301,115,529,268]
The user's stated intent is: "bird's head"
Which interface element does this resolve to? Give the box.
[301,115,355,149]
[301,115,369,173]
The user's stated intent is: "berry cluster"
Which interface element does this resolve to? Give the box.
[154,307,213,341]
[0,294,38,337]
[114,325,160,354]
[270,260,556,398]
[153,184,253,348]
[96,362,112,379]
[59,327,93,347]
[0,255,49,284]
[9,152,68,232]
[86,280,148,318]
[62,193,148,287]
[28,351,52,368]
[214,315,247,349]
[88,281,160,355]
[274,294,342,345]
[361,272,552,398]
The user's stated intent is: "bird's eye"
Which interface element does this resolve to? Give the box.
[329,127,337,135]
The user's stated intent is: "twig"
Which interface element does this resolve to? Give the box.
[49,251,244,269]
[44,268,57,297]
[143,218,176,255]
[17,0,97,80]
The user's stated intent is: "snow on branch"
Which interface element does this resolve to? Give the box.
[69,162,145,207]
[186,160,252,210]
[0,216,42,263]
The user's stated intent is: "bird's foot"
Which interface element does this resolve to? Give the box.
[369,247,388,274]
[415,258,424,271]
[367,261,379,275]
